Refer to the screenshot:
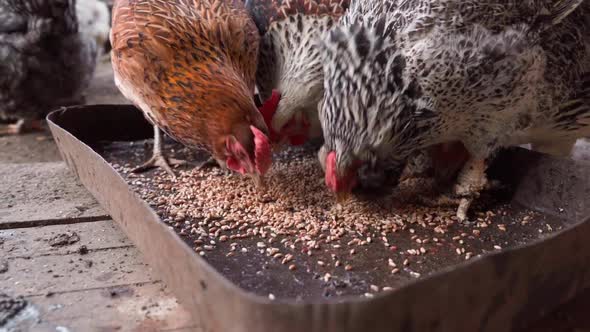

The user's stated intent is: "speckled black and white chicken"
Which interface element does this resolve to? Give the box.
[318,0,590,221]
[0,0,106,135]
[248,0,349,145]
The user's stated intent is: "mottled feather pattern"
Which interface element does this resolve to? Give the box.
[251,0,350,136]
[321,21,425,165]
[0,0,97,121]
[111,0,264,154]
[320,0,590,173]
[0,0,78,34]
[249,0,348,34]
[255,12,336,97]
[340,0,587,46]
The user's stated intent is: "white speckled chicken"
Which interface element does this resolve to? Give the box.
[76,0,110,56]
[318,0,590,221]
[111,0,272,184]
[249,0,349,145]
[0,0,100,135]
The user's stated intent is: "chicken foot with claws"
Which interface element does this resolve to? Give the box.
[416,158,505,223]
[132,125,186,177]
[452,158,488,222]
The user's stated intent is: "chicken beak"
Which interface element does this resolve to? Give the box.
[335,191,351,204]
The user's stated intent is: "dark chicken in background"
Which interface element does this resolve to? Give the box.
[0,0,105,135]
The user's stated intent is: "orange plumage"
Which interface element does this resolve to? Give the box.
[110,0,271,180]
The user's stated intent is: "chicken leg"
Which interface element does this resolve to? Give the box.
[452,158,489,222]
[415,157,499,223]
[132,125,185,177]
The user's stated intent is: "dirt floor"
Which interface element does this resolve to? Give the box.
[2,54,590,331]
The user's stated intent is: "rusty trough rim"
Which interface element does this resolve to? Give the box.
[47,104,590,332]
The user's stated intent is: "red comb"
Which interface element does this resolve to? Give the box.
[258,90,281,141]
[325,151,338,192]
[325,151,361,193]
[251,125,272,174]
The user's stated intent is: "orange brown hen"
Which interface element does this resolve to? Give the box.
[110,0,271,184]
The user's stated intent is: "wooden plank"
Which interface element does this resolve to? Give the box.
[0,132,61,164]
[0,162,109,228]
[0,215,199,331]
[32,283,196,332]
[1,246,157,296]
[2,283,198,332]
[1,220,131,259]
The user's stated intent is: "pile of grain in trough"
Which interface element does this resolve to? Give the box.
[116,146,544,268]
[160,151,460,239]
[104,141,565,297]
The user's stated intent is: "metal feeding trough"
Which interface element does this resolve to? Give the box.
[47,104,590,332]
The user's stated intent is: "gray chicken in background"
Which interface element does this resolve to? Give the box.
[318,0,589,221]
[0,0,106,135]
